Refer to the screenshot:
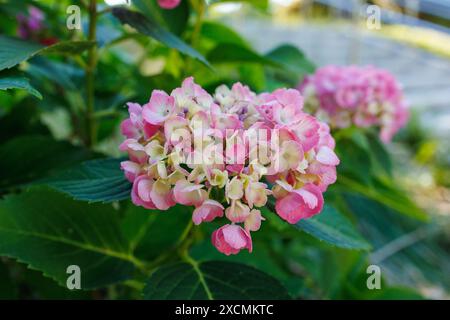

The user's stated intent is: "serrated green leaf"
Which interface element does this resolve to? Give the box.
[39,158,131,203]
[121,204,191,261]
[0,36,42,71]
[0,36,95,71]
[293,205,371,250]
[0,76,42,99]
[143,260,291,300]
[207,43,278,66]
[0,135,96,191]
[265,44,316,75]
[0,188,140,289]
[112,8,210,67]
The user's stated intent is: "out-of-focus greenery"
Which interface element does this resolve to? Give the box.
[0,0,448,300]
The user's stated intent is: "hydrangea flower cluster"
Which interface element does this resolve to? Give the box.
[16,6,57,46]
[120,77,339,255]
[299,65,409,143]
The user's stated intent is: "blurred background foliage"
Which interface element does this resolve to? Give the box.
[0,0,448,300]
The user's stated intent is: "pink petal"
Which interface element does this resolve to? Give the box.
[316,146,340,166]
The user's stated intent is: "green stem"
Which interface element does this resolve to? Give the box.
[190,0,205,48]
[145,220,195,273]
[85,0,98,147]
[185,0,205,77]
[182,252,214,300]
[93,109,121,119]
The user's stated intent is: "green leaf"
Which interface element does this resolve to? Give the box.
[0,36,42,71]
[201,21,250,47]
[112,8,210,67]
[42,41,96,55]
[143,260,291,299]
[0,188,139,289]
[39,158,131,203]
[293,205,371,250]
[0,76,42,99]
[0,36,95,71]
[265,44,316,76]
[0,104,50,144]
[207,43,278,66]
[335,134,372,184]
[369,287,425,300]
[27,57,83,91]
[238,64,266,91]
[338,175,429,222]
[190,237,291,283]
[133,0,190,35]
[121,204,192,261]
[210,0,269,10]
[0,135,96,191]
[343,193,450,291]
[366,131,392,176]
[0,261,16,299]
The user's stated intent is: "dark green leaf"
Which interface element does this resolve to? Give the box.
[294,205,371,250]
[143,260,291,299]
[0,104,50,144]
[369,287,424,300]
[265,44,316,76]
[335,134,372,184]
[0,76,42,99]
[133,0,190,35]
[27,57,83,91]
[0,135,96,191]
[367,131,392,176]
[112,8,210,67]
[0,261,16,299]
[201,21,249,47]
[0,36,94,71]
[207,43,278,66]
[42,41,96,55]
[121,204,191,261]
[13,261,91,299]
[0,36,42,71]
[0,188,138,289]
[344,193,450,291]
[39,158,131,203]
[338,175,429,221]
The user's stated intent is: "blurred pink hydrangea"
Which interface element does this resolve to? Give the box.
[120,77,339,255]
[157,0,181,9]
[16,6,57,46]
[299,65,409,143]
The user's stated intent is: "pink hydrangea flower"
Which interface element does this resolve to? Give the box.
[299,65,409,143]
[17,6,57,46]
[131,175,157,210]
[274,182,324,224]
[120,77,340,255]
[192,200,224,225]
[157,0,181,9]
[211,224,252,255]
[142,90,176,125]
